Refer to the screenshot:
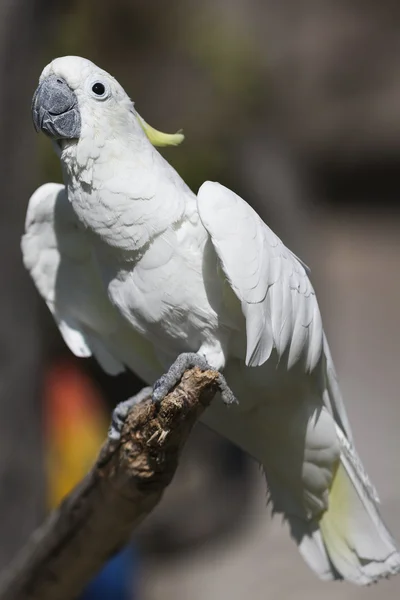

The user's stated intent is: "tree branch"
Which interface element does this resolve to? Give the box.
[0,367,220,600]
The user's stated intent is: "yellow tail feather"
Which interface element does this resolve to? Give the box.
[318,449,400,584]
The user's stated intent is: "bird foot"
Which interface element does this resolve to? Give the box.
[152,352,237,406]
[108,386,152,441]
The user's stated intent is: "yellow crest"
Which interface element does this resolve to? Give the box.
[137,114,184,147]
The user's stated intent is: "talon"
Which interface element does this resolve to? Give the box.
[151,352,209,404]
[215,373,238,405]
[151,352,238,406]
[108,386,152,441]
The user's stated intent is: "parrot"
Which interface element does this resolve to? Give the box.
[23,55,400,586]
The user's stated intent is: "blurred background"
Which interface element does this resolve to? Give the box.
[1,1,400,598]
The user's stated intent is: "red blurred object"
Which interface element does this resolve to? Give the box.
[44,358,109,508]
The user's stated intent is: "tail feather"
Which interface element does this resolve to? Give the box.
[290,517,338,582]
[318,426,400,584]
[279,425,400,585]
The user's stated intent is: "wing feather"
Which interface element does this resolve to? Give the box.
[22,183,125,375]
[197,181,322,370]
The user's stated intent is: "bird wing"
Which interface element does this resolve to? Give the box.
[21,182,125,375]
[197,181,323,370]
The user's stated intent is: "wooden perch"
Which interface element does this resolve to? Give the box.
[0,367,220,600]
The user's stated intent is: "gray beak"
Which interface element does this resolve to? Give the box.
[32,75,81,140]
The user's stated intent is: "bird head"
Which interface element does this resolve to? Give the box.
[31,56,184,149]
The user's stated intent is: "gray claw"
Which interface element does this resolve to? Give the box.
[151,352,238,406]
[216,376,238,406]
[108,386,152,441]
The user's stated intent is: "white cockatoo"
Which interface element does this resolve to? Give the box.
[23,56,400,585]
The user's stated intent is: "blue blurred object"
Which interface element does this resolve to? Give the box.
[80,543,140,600]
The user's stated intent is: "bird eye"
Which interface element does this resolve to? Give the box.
[92,82,105,96]
[88,80,110,100]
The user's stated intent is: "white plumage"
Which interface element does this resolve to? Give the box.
[23,55,400,585]
[22,182,162,381]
